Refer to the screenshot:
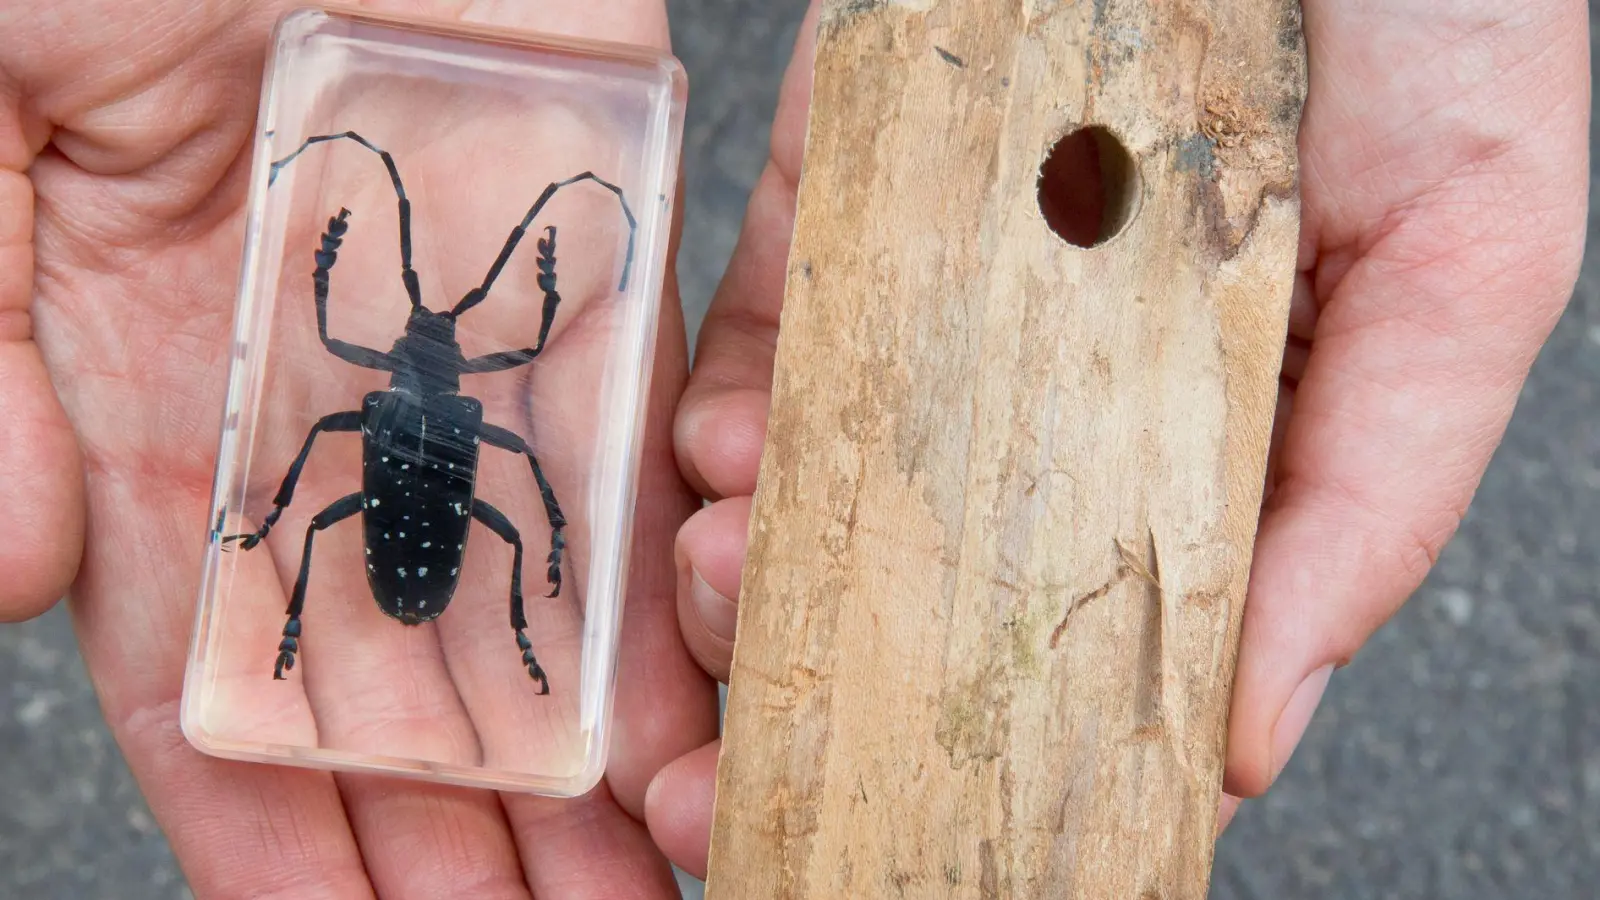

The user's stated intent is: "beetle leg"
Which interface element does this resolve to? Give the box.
[459,226,561,373]
[313,209,395,370]
[275,492,362,680]
[222,410,360,551]
[472,498,550,694]
[478,422,565,599]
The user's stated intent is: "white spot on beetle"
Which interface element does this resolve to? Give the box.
[370,498,380,507]
[403,515,410,521]
[398,568,407,577]
[382,457,389,463]
[421,542,431,548]
[399,532,407,538]
[450,567,458,576]
[401,463,409,470]
[384,532,391,540]
[418,567,429,576]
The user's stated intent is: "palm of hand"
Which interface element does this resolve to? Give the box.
[5,1,714,897]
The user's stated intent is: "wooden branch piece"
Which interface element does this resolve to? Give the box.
[706,0,1306,896]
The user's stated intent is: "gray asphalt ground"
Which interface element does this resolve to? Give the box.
[2,2,1595,897]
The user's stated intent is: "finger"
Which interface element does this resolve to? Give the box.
[604,281,720,818]
[643,739,719,880]
[296,529,538,900]
[453,0,720,822]
[474,300,693,899]
[69,484,374,898]
[263,487,484,770]
[1261,382,1294,502]
[215,399,531,898]
[674,0,820,500]
[336,776,532,900]
[675,497,751,683]
[1287,270,1318,344]
[1224,147,1587,797]
[368,26,708,821]
[503,784,682,899]
[674,385,770,501]
[0,167,84,621]
[412,124,629,787]
[641,10,823,880]
[428,344,599,782]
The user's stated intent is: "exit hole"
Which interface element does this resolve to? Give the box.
[1036,125,1140,248]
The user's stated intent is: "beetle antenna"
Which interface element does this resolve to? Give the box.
[269,131,424,310]
[454,172,638,318]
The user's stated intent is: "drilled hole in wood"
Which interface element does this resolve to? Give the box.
[1037,125,1140,248]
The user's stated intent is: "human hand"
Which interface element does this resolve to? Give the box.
[1,2,716,896]
[644,0,1590,873]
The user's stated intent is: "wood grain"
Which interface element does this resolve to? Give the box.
[705,0,1306,896]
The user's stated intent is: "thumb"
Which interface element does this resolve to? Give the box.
[0,163,85,621]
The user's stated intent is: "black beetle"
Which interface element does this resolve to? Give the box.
[222,131,635,695]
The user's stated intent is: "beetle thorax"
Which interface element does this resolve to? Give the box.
[388,308,466,395]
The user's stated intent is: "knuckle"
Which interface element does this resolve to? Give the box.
[1391,506,1465,590]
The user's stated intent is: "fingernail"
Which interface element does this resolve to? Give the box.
[691,570,737,642]
[1270,664,1332,782]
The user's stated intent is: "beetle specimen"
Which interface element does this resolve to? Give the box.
[222,131,635,694]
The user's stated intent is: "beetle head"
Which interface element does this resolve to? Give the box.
[404,306,458,345]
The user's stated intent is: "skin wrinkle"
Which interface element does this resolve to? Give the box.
[339,781,530,900]
[0,305,32,343]
[0,47,53,170]
[35,123,260,253]
[0,169,34,342]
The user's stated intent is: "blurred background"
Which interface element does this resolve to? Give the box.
[2,1,1595,897]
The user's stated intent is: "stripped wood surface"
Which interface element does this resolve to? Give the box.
[706,0,1306,896]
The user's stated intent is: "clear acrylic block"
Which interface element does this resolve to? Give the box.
[181,7,685,795]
